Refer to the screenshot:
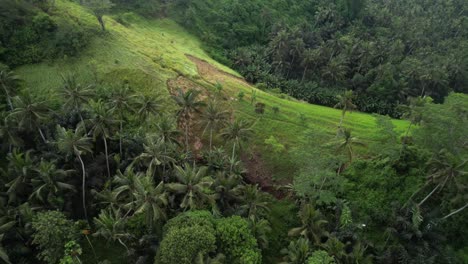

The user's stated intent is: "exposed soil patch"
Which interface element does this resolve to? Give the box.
[186,54,251,87]
[242,152,287,199]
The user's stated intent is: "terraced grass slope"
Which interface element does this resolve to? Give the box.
[17,0,408,184]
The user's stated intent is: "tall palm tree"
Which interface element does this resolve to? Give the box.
[55,125,93,221]
[93,208,131,252]
[399,96,431,152]
[334,90,357,131]
[8,94,51,143]
[200,101,229,150]
[220,119,254,171]
[112,166,142,204]
[128,175,168,229]
[300,49,316,83]
[155,115,182,146]
[166,163,214,211]
[30,160,75,208]
[213,171,242,210]
[288,203,329,246]
[172,88,206,152]
[108,83,136,156]
[59,73,94,131]
[329,128,366,164]
[238,184,269,220]
[280,237,311,264]
[3,149,34,204]
[136,136,176,179]
[86,100,117,179]
[136,94,161,121]
[248,217,271,250]
[0,68,20,111]
[418,149,467,207]
[0,112,23,152]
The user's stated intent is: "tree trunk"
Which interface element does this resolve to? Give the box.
[441,203,468,220]
[230,142,237,172]
[79,112,87,135]
[38,127,47,143]
[103,136,111,180]
[77,153,88,222]
[97,15,106,31]
[209,128,213,151]
[119,120,123,157]
[301,65,308,83]
[185,116,189,153]
[1,84,13,111]
[418,183,440,207]
[400,122,413,155]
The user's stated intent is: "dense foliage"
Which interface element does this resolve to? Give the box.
[0,0,467,263]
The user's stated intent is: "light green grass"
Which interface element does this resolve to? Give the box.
[16,0,409,182]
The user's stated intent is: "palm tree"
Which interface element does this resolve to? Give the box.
[3,149,34,204]
[8,94,51,143]
[0,68,20,111]
[330,128,366,164]
[213,171,242,210]
[112,167,142,205]
[136,136,176,179]
[200,101,229,150]
[136,94,161,121]
[30,160,75,208]
[221,119,254,171]
[248,217,271,250]
[128,175,168,229]
[301,49,316,83]
[59,73,94,131]
[155,116,182,146]
[399,96,431,152]
[108,83,136,156]
[238,184,269,220]
[166,163,214,211]
[288,203,329,246]
[334,90,357,131]
[172,88,206,152]
[322,56,348,85]
[0,112,23,152]
[418,149,467,207]
[86,100,117,179]
[280,237,311,264]
[93,208,131,252]
[55,125,93,221]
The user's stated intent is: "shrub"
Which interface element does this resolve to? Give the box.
[255,102,265,114]
[216,216,261,264]
[32,211,79,264]
[157,211,217,264]
[238,91,245,101]
[272,106,280,114]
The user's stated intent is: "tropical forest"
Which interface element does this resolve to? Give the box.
[0,0,467,263]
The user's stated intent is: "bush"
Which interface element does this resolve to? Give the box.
[157,211,217,264]
[216,216,261,264]
[32,211,79,264]
[237,91,245,101]
[255,102,265,114]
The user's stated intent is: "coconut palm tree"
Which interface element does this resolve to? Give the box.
[213,171,242,210]
[300,49,316,83]
[136,136,176,179]
[136,94,162,122]
[288,203,329,246]
[86,99,117,179]
[166,163,214,211]
[0,112,23,152]
[238,184,269,220]
[94,208,131,252]
[221,119,254,171]
[248,217,271,250]
[30,160,75,208]
[0,68,20,111]
[3,149,34,204]
[59,73,94,131]
[55,125,93,221]
[112,166,142,204]
[155,116,182,146]
[108,83,136,156]
[280,237,311,264]
[329,128,366,164]
[128,175,168,229]
[418,149,467,207]
[334,90,357,131]
[399,96,431,152]
[8,94,51,143]
[172,88,206,152]
[200,101,230,150]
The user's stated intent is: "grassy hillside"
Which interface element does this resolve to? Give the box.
[17,0,408,183]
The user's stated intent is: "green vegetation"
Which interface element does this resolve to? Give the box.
[0,0,467,263]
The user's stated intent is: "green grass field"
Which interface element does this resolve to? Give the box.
[16,0,408,183]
